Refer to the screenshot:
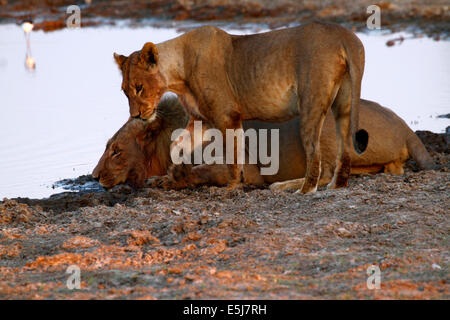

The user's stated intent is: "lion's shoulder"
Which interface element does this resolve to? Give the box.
[182,25,231,46]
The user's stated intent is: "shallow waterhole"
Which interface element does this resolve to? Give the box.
[0,24,449,199]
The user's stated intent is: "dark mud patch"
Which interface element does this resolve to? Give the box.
[416,130,449,154]
[53,175,104,194]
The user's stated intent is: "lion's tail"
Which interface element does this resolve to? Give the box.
[344,34,368,155]
[406,130,435,170]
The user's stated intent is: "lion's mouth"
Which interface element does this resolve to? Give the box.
[141,109,157,122]
[98,178,112,190]
[99,176,125,190]
[147,111,158,122]
[140,97,162,122]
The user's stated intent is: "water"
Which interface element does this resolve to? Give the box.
[0,24,449,199]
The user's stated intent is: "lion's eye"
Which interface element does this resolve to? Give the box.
[112,149,121,157]
[135,84,143,95]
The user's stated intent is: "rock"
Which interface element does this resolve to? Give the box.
[336,227,352,238]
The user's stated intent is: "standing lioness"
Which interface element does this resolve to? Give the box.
[113,22,367,194]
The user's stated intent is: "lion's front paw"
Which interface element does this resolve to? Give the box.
[270,178,305,192]
[144,175,188,190]
[269,181,288,192]
[326,176,348,190]
[295,185,317,194]
[145,176,169,188]
[226,181,243,191]
[168,163,192,182]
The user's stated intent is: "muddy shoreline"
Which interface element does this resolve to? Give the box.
[1,0,449,37]
[0,130,448,299]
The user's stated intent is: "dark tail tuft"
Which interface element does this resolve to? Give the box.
[344,32,367,155]
[354,129,369,154]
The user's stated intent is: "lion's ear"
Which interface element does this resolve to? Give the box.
[139,42,159,67]
[113,53,127,70]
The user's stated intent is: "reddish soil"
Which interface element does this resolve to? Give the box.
[0,131,448,299]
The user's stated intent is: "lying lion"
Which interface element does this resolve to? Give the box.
[93,97,433,191]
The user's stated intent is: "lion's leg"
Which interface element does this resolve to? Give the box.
[297,93,330,194]
[243,164,265,185]
[146,164,230,189]
[318,161,335,187]
[328,75,352,189]
[212,114,244,190]
[298,114,326,194]
[188,56,245,190]
[227,136,244,190]
[145,175,169,188]
[169,117,197,174]
[270,178,305,191]
[184,151,263,187]
[170,115,212,179]
[187,164,231,186]
[167,161,261,188]
[270,171,331,192]
[296,62,347,194]
[384,161,404,175]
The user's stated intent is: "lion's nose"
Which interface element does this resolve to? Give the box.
[92,171,100,181]
[130,106,141,119]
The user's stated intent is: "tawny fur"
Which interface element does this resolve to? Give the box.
[113,22,366,193]
[93,98,433,190]
[92,96,189,189]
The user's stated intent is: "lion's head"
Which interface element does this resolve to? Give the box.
[92,96,189,189]
[114,42,167,120]
[92,119,152,189]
